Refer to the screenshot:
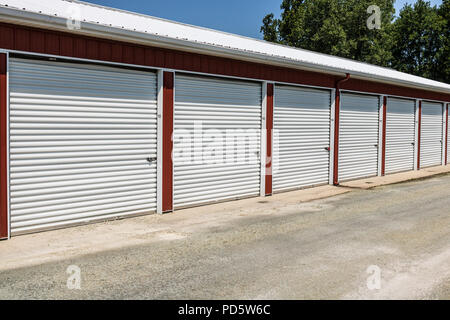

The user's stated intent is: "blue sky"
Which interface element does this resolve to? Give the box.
[83,0,444,39]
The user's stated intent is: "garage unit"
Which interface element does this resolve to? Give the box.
[385,98,416,174]
[9,58,158,234]
[173,74,262,208]
[420,102,443,168]
[273,85,331,191]
[338,93,380,182]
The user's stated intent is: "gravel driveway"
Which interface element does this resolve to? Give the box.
[1,174,449,299]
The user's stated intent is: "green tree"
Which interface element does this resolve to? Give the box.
[390,0,447,81]
[260,13,279,42]
[436,0,449,82]
[260,0,395,67]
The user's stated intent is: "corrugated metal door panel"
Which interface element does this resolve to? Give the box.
[338,93,379,182]
[385,98,415,174]
[420,102,443,168]
[173,74,261,208]
[273,85,331,191]
[9,58,157,234]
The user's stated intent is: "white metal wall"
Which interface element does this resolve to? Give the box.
[273,85,331,191]
[385,98,416,174]
[420,102,443,168]
[9,58,158,234]
[173,74,261,208]
[339,93,379,181]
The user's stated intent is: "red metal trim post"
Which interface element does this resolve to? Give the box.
[381,96,387,176]
[0,53,8,239]
[333,74,350,185]
[417,101,422,170]
[446,104,448,165]
[162,71,174,212]
[265,83,274,196]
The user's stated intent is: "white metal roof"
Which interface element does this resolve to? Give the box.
[1,0,449,94]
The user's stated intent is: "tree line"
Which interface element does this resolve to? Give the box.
[261,0,449,83]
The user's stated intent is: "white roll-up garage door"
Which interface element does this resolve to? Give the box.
[174,74,261,208]
[420,102,443,168]
[9,58,158,234]
[339,93,380,182]
[273,85,331,191]
[385,98,416,174]
[448,106,450,164]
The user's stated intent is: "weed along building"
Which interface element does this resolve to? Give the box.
[0,0,449,239]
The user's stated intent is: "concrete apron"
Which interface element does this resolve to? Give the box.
[340,164,450,189]
[0,164,449,273]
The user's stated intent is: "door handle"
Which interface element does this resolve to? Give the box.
[147,157,157,163]
[324,147,330,152]
[374,144,378,147]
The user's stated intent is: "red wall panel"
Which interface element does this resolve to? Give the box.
[99,42,112,61]
[417,101,422,170]
[0,25,14,49]
[162,71,174,212]
[381,96,387,176]
[333,90,341,185]
[14,28,30,51]
[123,45,134,65]
[74,37,86,58]
[45,34,59,55]
[0,23,346,93]
[111,43,123,62]
[12,19,448,101]
[341,79,449,103]
[60,36,74,57]
[446,105,449,165]
[86,39,99,60]
[155,49,164,67]
[265,83,274,196]
[30,30,45,53]
[134,47,145,66]
[0,53,7,239]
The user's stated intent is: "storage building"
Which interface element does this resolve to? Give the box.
[0,0,449,238]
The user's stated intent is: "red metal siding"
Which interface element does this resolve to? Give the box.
[381,96,387,176]
[2,22,449,102]
[0,25,14,49]
[340,79,450,104]
[162,71,174,212]
[46,33,59,55]
[30,30,45,53]
[14,28,30,51]
[417,101,422,170]
[0,53,7,239]
[265,83,274,196]
[446,105,449,165]
[60,35,74,57]
[333,90,340,185]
